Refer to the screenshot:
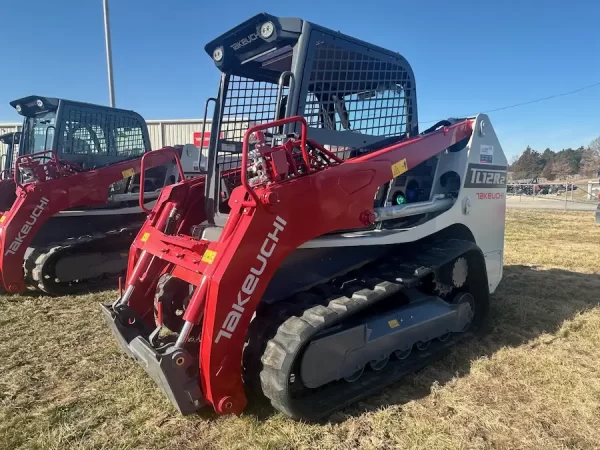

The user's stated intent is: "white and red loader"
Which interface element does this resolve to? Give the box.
[101,13,507,421]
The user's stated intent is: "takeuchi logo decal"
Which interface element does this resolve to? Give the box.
[230,33,258,51]
[4,197,50,256]
[214,215,287,343]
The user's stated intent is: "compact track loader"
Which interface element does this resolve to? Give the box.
[102,13,507,421]
[0,96,195,295]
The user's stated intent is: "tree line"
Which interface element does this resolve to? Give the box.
[508,137,600,181]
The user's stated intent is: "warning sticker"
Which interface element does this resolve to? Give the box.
[122,168,136,179]
[0,216,6,223]
[391,158,408,178]
[479,145,494,164]
[388,319,400,328]
[140,232,151,242]
[202,249,217,264]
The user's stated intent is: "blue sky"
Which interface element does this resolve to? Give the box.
[1,0,599,157]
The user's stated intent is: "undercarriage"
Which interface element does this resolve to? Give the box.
[249,239,488,420]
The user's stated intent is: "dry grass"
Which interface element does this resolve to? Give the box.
[1,209,600,450]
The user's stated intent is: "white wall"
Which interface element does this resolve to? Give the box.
[146,119,211,149]
[146,119,251,149]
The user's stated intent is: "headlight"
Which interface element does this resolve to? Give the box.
[15,104,22,113]
[213,47,224,62]
[36,99,44,108]
[259,21,275,39]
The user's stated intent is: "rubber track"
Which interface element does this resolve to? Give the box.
[23,223,142,296]
[249,242,481,421]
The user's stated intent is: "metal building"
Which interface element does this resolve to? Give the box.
[146,119,211,149]
[0,122,21,152]
[146,119,253,148]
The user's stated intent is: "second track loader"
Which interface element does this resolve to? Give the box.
[0,96,195,295]
[102,13,507,421]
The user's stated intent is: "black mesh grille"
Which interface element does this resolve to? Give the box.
[114,121,146,157]
[218,75,286,172]
[303,41,411,140]
[61,109,145,157]
[213,39,414,174]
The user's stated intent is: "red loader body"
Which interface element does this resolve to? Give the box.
[103,116,476,417]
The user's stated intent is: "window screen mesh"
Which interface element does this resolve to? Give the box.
[61,109,146,158]
[114,123,145,157]
[303,41,412,139]
[218,75,288,173]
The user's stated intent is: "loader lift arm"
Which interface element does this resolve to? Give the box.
[102,116,474,417]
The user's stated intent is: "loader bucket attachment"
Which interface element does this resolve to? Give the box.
[100,304,205,414]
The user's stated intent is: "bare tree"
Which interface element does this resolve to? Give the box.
[580,137,600,178]
[553,158,572,179]
[508,153,520,170]
[541,161,557,181]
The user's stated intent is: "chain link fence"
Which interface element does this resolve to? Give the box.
[506,181,600,211]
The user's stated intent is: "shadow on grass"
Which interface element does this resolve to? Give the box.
[241,264,600,422]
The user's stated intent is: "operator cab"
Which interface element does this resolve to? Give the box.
[201,13,421,222]
[8,96,182,197]
[10,96,150,169]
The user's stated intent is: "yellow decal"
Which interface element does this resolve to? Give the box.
[122,168,135,179]
[0,216,5,223]
[388,319,400,328]
[202,249,217,264]
[391,158,408,178]
[140,232,151,242]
